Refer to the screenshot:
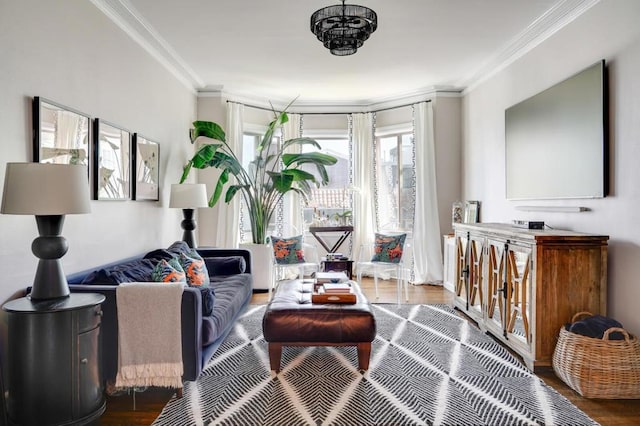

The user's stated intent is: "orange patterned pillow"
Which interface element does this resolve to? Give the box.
[179,251,210,287]
[151,257,187,283]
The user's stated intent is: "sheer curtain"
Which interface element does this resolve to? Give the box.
[282,113,303,236]
[212,101,243,248]
[351,113,376,257]
[412,101,443,283]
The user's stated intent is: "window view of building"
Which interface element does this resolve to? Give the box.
[376,133,415,233]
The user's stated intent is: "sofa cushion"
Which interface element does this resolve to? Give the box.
[270,235,305,265]
[205,256,246,276]
[200,273,252,346]
[371,233,406,263]
[143,248,174,261]
[167,241,191,256]
[151,258,187,283]
[179,251,210,287]
[198,287,215,317]
[81,258,156,284]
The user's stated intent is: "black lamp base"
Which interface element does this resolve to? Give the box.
[30,215,70,300]
[181,208,198,248]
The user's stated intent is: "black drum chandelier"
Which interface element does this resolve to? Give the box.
[310,0,378,56]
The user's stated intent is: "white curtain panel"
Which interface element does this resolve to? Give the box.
[351,113,376,261]
[214,101,243,248]
[282,113,303,236]
[413,102,443,284]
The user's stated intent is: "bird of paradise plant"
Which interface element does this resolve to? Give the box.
[181,100,337,244]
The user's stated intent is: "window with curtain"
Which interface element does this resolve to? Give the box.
[375,132,415,233]
[302,137,351,226]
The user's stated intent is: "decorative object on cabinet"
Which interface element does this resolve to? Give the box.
[1,162,91,300]
[169,183,208,248]
[94,118,131,200]
[553,311,640,399]
[2,293,106,425]
[132,133,159,201]
[32,96,91,167]
[451,201,463,225]
[451,222,607,371]
[463,200,480,223]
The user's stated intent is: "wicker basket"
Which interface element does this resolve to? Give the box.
[553,312,640,399]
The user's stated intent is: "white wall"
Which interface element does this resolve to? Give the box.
[462,0,640,333]
[0,0,196,303]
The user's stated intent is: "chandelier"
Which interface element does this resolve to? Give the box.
[310,0,378,56]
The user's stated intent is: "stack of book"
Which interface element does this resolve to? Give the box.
[315,271,349,284]
[312,281,356,304]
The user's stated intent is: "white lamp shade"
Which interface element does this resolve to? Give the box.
[169,183,208,208]
[1,162,91,215]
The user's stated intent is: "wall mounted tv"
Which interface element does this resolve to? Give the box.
[505,60,607,200]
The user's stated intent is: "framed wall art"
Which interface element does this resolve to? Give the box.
[93,119,131,200]
[464,200,480,224]
[132,133,160,201]
[32,97,91,169]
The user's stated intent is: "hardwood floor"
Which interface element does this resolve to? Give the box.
[96,278,640,425]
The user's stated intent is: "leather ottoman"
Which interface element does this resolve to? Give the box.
[262,280,376,372]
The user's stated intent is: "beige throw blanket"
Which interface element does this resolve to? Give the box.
[114,282,184,389]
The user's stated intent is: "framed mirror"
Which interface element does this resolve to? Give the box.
[132,133,160,201]
[32,97,91,168]
[94,119,131,200]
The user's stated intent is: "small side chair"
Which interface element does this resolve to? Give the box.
[268,235,320,299]
[356,233,409,304]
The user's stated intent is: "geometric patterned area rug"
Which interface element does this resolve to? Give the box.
[153,304,597,426]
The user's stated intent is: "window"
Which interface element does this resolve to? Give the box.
[302,138,351,226]
[376,132,414,232]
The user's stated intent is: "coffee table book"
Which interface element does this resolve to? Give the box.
[311,288,356,304]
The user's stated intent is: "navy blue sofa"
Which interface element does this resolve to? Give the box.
[66,242,252,383]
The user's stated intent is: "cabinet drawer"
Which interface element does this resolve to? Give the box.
[77,305,102,332]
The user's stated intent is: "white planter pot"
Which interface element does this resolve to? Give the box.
[239,243,273,290]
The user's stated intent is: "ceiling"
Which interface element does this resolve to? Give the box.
[93,0,597,107]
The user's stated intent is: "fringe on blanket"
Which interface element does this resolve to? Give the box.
[115,362,183,389]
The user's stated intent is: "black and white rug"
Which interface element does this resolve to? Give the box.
[153,304,597,425]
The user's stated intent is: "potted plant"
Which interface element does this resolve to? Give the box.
[182,101,338,245]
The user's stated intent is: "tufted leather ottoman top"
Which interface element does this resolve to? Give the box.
[262,280,376,343]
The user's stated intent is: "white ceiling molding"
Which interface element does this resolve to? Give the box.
[89,0,203,91]
[90,0,598,106]
[460,0,600,94]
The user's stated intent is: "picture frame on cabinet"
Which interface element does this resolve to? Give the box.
[464,200,480,223]
[93,119,131,200]
[32,97,91,172]
[132,134,160,201]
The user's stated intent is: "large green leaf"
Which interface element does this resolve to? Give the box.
[281,168,317,182]
[211,169,229,206]
[191,121,226,142]
[282,152,338,167]
[224,184,245,203]
[282,137,321,151]
[192,144,220,168]
[267,171,294,193]
[179,162,192,184]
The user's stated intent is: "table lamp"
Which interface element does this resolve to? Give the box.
[1,162,91,300]
[169,183,208,248]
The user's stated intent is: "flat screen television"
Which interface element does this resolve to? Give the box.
[505,60,607,200]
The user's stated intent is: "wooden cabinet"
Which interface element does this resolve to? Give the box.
[3,293,106,426]
[452,223,607,371]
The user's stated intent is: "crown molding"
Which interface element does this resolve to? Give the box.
[460,0,600,94]
[90,0,599,104]
[89,0,202,92]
